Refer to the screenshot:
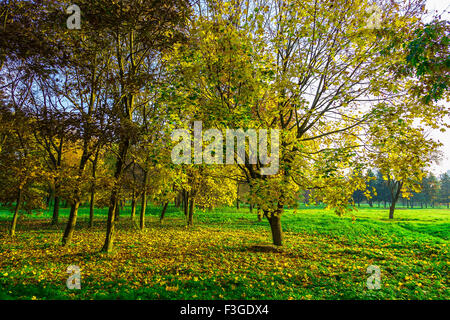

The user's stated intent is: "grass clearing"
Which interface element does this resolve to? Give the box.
[0,204,448,300]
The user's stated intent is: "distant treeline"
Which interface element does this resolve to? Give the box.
[350,170,450,208]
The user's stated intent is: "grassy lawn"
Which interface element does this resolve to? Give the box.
[0,204,448,300]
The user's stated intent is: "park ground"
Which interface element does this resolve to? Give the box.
[0,204,448,300]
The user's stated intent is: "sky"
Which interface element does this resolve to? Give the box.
[424,0,449,176]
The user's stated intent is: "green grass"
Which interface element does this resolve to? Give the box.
[0,204,448,300]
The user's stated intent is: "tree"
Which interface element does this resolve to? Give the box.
[403,19,450,104]
[0,105,48,236]
[420,173,439,208]
[368,121,438,219]
[0,0,73,226]
[27,78,73,226]
[1,0,114,245]
[56,36,112,247]
[167,0,443,245]
[97,0,191,253]
[182,166,237,226]
[0,0,72,71]
[439,173,450,208]
[366,169,377,207]
[353,189,365,207]
[87,145,107,228]
[352,169,376,207]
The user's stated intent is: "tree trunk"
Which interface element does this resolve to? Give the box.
[175,192,182,207]
[102,193,118,253]
[183,190,188,217]
[131,197,136,221]
[187,198,194,226]
[10,189,22,237]
[140,170,148,230]
[89,190,95,228]
[62,201,80,246]
[62,150,89,246]
[266,212,283,246]
[140,193,147,230]
[51,179,60,225]
[51,178,61,226]
[249,203,253,213]
[389,182,402,220]
[102,136,129,253]
[51,195,60,225]
[389,204,395,219]
[89,149,99,228]
[139,195,146,228]
[114,200,121,221]
[160,202,169,224]
[50,138,64,225]
[236,184,240,210]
